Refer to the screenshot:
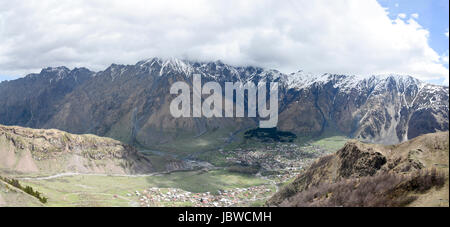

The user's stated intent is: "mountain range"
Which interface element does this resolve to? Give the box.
[0,58,448,152]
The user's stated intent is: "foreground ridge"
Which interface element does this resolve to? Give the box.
[267,131,449,207]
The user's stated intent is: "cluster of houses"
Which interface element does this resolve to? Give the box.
[130,142,334,207]
[225,143,328,172]
[135,185,274,207]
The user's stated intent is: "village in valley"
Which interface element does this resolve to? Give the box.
[7,136,345,207]
[131,142,334,207]
[135,185,274,207]
[223,143,328,172]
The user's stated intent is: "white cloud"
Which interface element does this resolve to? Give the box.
[398,13,407,19]
[0,0,448,84]
[411,13,419,19]
[446,29,449,38]
[443,53,449,64]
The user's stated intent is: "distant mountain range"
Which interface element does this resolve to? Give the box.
[0,58,448,150]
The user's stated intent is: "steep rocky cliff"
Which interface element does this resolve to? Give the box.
[0,124,153,175]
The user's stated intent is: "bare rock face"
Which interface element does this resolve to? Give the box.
[281,73,449,144]
[337,141,387,178]
[0,67,94,127]
[0,124,154,175]
[0,58,448,150]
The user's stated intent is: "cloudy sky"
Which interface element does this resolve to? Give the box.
[0,0,448,85]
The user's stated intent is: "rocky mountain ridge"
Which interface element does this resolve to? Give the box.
[0,124,153,175]
[0,58,448,150]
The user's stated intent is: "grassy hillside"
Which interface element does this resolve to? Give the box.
[0,178,45,207]
[18,169,269,207]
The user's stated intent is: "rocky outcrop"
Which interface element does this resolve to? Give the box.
[0,124,154,175]
[337,142,387,178]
